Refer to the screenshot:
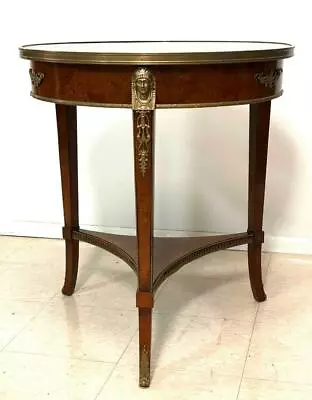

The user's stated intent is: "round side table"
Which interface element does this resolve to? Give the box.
[19,41,294,387]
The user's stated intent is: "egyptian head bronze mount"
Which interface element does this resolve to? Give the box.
[132,68,156,111]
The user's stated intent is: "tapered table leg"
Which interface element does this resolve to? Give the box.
[248,101,271,302]
[55,104,79,296]
[133,108,155,388]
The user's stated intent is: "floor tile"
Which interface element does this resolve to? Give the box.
[5,299,137,363]
[4,237,70,266]
[56,260,137,311]
[0,300,45,350]
[98,364,241,400]
[0,235,31,262]
[59,258,162,310]
[0,263,61,301]
[257,253,312,323]
[155,251,270,320]
[244,253,312,384]
[3,237,126,269]
[270,252,312,267]
[244,320,312,384]
[120,314,253,377]
[238,378,312,400]
[167,250,270,277]
[6,237,312,397]
[0,352,114,400]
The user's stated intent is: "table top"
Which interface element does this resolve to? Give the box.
[19,41,294,65]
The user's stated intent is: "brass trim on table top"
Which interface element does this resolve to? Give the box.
[19,41,294,65]
[31,91,284,108]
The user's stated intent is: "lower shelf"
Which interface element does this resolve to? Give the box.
[72,229,253,291]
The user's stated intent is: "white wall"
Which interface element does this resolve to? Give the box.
[1,1,311,253]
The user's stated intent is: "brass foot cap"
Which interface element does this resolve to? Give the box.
[139,377,150,388]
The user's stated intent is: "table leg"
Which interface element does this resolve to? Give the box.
[133,110,155,387]
[248,101,271,302]
[55,104,79,296]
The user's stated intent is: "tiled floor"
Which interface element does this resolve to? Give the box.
[0,236,312,399]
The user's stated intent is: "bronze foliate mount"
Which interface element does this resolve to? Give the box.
[136,111,152,177]
[29,68,44,89]
[255,68,283,88]
[132,68,155,177]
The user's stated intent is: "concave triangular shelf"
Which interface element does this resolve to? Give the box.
[73,229,253,292]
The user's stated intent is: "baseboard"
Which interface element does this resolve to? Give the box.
[1,221,311,255]
[0,221,63,239]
